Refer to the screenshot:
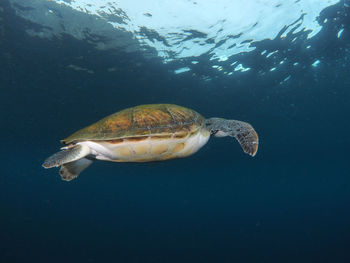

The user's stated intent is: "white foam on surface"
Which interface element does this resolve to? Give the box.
[312,60,321,67]
[174,67,191,74]
[337,28,344,38]
[10,0,341,75]
[48,0,339,61]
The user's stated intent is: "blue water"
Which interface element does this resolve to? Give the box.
[1,1,350,262]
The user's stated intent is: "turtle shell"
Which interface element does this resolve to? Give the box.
[62,104,205,144]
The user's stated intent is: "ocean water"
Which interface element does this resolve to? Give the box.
[1,0,350,262]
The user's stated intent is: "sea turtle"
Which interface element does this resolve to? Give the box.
[43,104,258,181]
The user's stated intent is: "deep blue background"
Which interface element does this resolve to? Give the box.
[1,1,350,262]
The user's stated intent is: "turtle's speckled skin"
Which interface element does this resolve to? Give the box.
[62,104,203,144]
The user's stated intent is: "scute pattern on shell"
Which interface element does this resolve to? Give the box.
[61,104,204,144]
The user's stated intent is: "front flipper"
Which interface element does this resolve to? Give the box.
[42,144,91,168]
[205,118,259,156]
[59,158,94,181]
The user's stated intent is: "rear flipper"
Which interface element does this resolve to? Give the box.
[205,118,259,156]
[60,158,94,181]
[42,144,91,168]
[42,144,92,181]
